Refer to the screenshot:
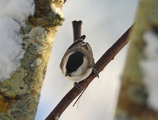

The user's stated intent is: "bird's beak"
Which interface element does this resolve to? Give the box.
[65,72,69,77]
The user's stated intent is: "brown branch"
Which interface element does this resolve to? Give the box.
[45,24,133,120]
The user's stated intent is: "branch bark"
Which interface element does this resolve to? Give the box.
[46,24,133,120]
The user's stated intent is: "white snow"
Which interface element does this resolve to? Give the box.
[0,0,35,81]
[140,30,158,111]
[51,3,64,18]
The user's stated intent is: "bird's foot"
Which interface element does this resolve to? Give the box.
[74,82,81,91]
[92,68,99,78]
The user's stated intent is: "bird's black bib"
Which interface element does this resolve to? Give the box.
[66,51,84,74]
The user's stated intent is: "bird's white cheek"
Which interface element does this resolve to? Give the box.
[68,67,92,82]
[61,52,74,76]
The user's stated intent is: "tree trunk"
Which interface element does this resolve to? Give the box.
[115,0,158,119]
[0,0,64,119]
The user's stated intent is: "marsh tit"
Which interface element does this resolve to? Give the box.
[60,20,98,85]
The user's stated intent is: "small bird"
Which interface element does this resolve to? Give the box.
[60,20,98,88]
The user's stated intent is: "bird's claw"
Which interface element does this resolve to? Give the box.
[92,68,99,78]
[74,82,81,91]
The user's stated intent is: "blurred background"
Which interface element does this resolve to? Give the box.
[35,0,139,120]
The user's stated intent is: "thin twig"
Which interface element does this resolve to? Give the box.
[45,24,133,120]
[73,86,88,107]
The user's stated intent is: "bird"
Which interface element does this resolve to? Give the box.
[60,20,98,89]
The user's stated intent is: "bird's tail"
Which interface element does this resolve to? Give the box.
[72,20,82,42]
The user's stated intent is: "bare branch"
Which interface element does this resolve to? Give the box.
[46,24,133,120]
